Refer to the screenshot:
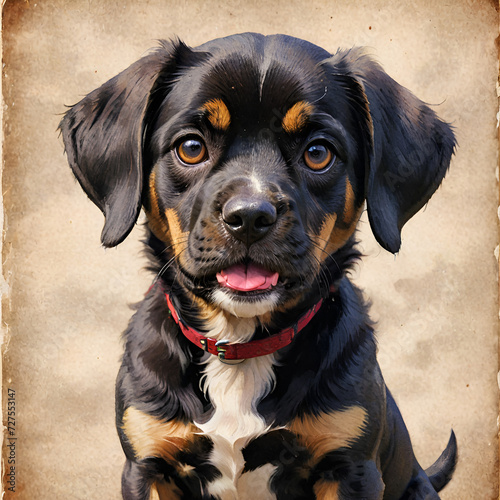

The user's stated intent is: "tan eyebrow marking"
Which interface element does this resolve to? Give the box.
[282,101,314,134]
[200,98,231,131]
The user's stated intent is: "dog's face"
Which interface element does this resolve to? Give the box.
[144,37,370,318]
[60,33,454,318]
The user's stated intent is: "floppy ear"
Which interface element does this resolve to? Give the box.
[328,49,456,253]
[59,40,194,247]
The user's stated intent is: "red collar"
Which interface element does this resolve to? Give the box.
[165,293,323,361]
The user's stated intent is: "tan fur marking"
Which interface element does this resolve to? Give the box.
[324,177,362,253]
[311,177,363,261]
[327,205,363,254]
[122,406,199,463]
[201,98,231,131]
[311,213,338,265]
[191,293,222,322]
[145,170,170,240]
[274,293,305,315]
[282,101,314,134]
[164,208,189,262]
[149,485,160,500]
[313,479,340,500]
[342,177,357,225]
[288,406,367,460]
[145,173,190,256]
[150,478,182,500]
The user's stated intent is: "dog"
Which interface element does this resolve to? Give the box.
[60,33,457,500]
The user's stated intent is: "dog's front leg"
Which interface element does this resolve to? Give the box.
[121,459,157,500]
[312,459,384,500]
[121,459,183,500]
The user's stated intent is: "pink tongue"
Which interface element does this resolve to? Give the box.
[216,263,279,292]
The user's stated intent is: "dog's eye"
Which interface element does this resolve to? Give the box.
[303,142,336,171]
[176,138,208,165]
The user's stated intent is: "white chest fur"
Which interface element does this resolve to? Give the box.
[195,313,277,499]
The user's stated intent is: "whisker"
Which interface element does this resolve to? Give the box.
[309,240,340,272]
[310,240,342,277]
[152,237,189,283]
[156,255,178,280]
[305,252,331,297]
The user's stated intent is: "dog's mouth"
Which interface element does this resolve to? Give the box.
[177,256,305,315]
[212,260,283,316]
[178,258,292,298]
[177,257,309,317]
[216,262,279,292]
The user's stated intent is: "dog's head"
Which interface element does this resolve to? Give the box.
[60,33,454,318]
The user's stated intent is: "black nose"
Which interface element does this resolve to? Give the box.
[222,196,278,245]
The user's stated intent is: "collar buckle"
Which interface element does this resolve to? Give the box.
[215,339,229,361]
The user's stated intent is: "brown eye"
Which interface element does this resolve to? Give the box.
[303,142,335,171]
[176,137,208,165]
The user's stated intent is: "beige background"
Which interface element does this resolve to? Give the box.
[1,0,498,498]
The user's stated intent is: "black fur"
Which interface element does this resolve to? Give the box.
[60,33,457,499]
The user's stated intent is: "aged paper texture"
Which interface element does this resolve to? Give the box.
[1,0,498,498]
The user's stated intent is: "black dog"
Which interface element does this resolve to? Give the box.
[60,33,457,500]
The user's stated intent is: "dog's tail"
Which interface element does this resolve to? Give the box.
[424,431,458,492]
